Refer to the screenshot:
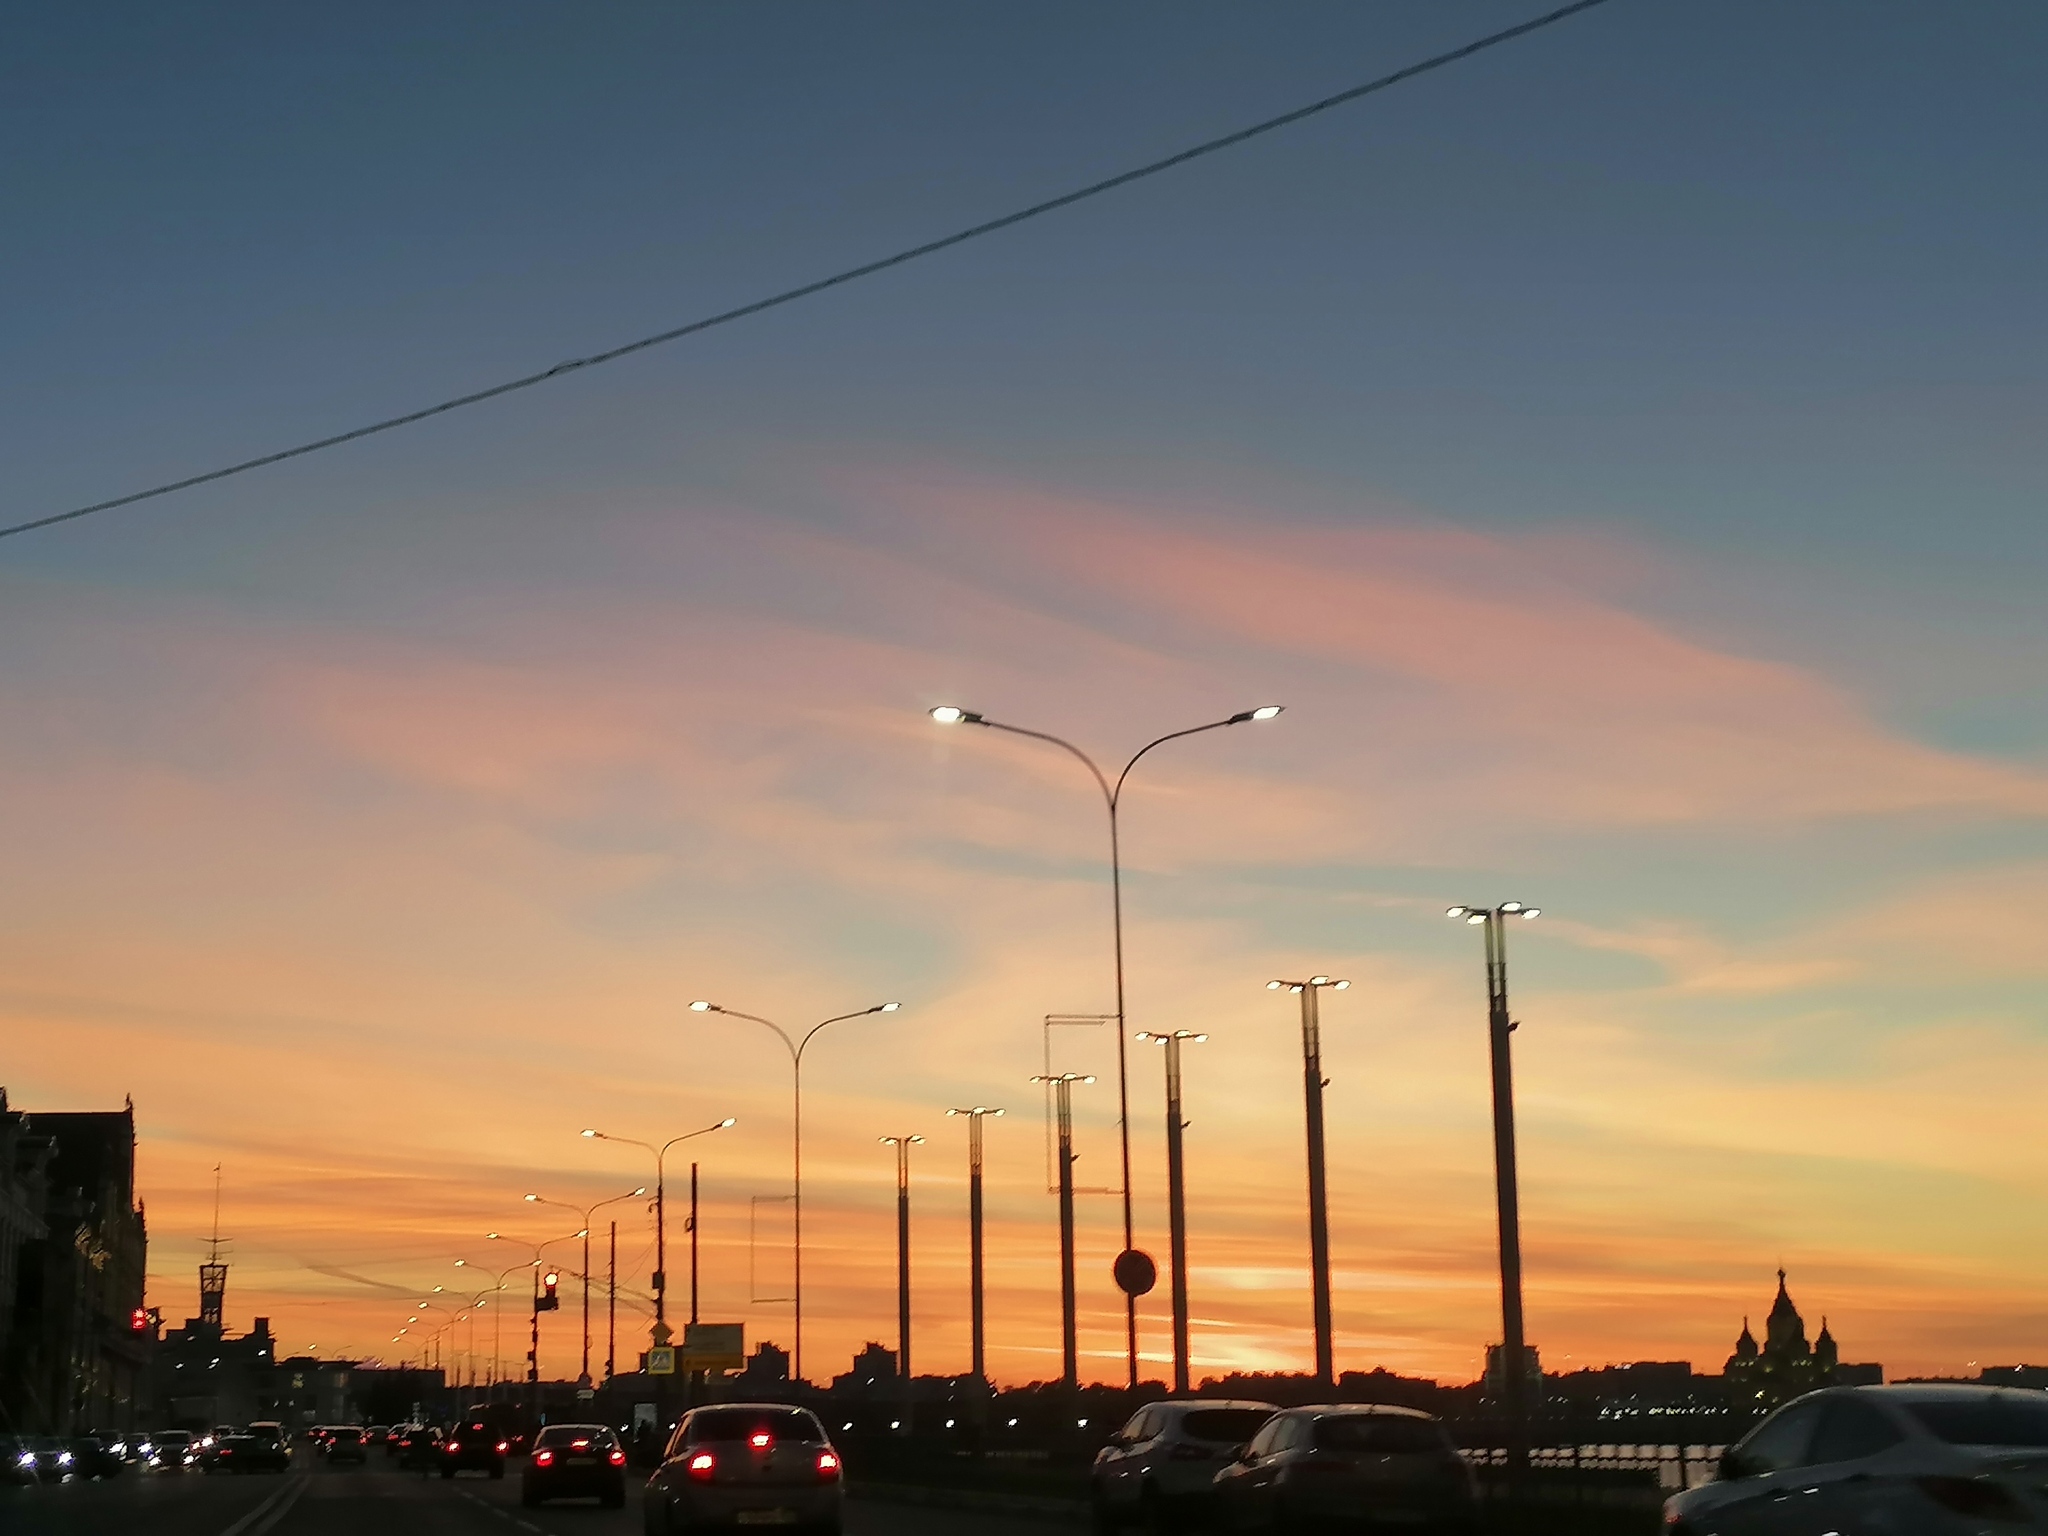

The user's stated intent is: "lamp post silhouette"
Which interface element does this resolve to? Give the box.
[578,1119,734,1344]
[689,998,902,1384]
[454,1259,536,1398]
[1446,901,1541,1478]
[932,702,1282,1386]
[1267,974,1350,1386]
[522,1185,647,1386]
[1031,1072,1094,1388]
[880,1134,925,1426]
[945,1107,1004,1387]
[1136,1030,1206,1393]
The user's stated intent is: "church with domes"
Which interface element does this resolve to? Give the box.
[1723,1270,1878,1408]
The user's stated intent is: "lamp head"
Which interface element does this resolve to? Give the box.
[719,1117,737,1128]
[689,1000,714,1012]
[1521,907,1541,920]
[1227,705,1285,724]
[1266,980,1284,990]
[580,1128,597,1138]
[523,1193,539,1203]
[486,1232,501,1241]
[1193,1033,1208,1043]
[1334,979,1351,990]
[879,1001,902,1013]
[1445,906,1468,919]
[1500,902,1523,914]
[632,1186,648,1197]
[929,706,984,725]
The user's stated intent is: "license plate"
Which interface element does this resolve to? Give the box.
[736,1512,798,1526]
[565,1456,596,1465]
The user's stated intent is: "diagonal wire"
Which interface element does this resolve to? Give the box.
[1,0,1618,544]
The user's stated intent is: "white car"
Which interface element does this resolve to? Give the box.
[1091,1399,1277,1531]
[1665,1383,2048,1533]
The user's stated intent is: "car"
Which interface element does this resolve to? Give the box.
[27,1437,78,1482]
[644,1403,844,1533]
[1211,1404,1477,1534]
[1092,1399,1277,1530]
[203,1433,291,1474]
[324,1426,369,1464]
[397,1425,444,1471]
[521,1422,627,1508]
[439,1416,509,1479]
[145,1429,196,1470]
[384,1424,409,1455]
[1665,1383,2048,1533]
[67,1436,127,1479]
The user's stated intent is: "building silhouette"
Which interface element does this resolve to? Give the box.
[1724,1270,1880,1408]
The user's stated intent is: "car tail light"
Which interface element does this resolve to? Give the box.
[572,1440,589,1450]
[534,1450,554,1467]
[496,1441,508,1453]
[816,1450,841,1480]
[447,1442,460,1454]
[750,1432,773,1450]
[1917,1477,2030,1522]
[687,1451,716,1483]
[609,1449,627,1467]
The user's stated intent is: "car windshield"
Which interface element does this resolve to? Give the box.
[688,1408,824,1444]
[1906,1397,2048,1448]
[1182,1410,1274,1443]
[536,1425,616,1449]
[1312,1416,1450,1454]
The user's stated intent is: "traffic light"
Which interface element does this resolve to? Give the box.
[129,1307,149,1333]
[538,1271,560,1312]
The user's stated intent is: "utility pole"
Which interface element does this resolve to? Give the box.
[1449,902,1541,1485]
[1033,1074,1093,1389]
[945,1108,1004,1387]
[880,1136,924,1429]
[606,1222,617,1382]
[1138,1031,1206,1394]
[1269,975,1350,1386]
[689,1163,701,1324]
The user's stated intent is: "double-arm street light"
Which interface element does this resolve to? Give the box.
[931,702,1282,1385]
[944,1106,1004,1387]
[1267,974,1350,1386]
[523,1185,648,1387]
[1135,1030,1206,1394]
[454,1258,538,1398]
[879,1134,925,1425]
[579,1119,734,1349]
[1447,901,1540,1479]
[1031,1072,1094,1389]
[689,998,902,1384]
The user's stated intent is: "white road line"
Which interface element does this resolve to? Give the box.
[244,1476,312,1536]
[217,1475,306,1536]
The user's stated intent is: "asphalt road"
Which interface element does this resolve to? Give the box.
[0,1457,1078,1536]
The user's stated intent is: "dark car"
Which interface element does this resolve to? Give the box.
[324,1426,369,1464]
[397,1425,444,1471]
[440,1417,508,1479]
[644,1404,843,1533]
[204,1434,291,1474]
[1212,1405,1477,1534]
[67,1436,126,1479]
[384,1424,408,1455]
[522,1423,627,1509]
[27,1438,78,1482]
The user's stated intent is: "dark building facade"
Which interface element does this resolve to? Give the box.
[0,1093,150,1434]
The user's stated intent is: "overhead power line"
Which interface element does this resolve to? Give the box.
[2,0,1618,544]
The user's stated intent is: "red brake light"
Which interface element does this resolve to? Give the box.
[534,1450,554,1467]
[686,1450,716,1482]
[816,1449,841,1479]
[496,1441,508,1453]
[572,1440,589,1450]
[448,1441,460,1453]
[609,1449,627,1466]
[749,1431,772,1449]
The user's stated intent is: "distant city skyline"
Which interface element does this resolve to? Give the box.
[5,1,2047,1383]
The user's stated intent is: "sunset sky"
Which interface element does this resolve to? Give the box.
[5,0,2047,1387]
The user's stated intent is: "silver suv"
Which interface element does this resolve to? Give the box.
[1091,1399,1276,1531]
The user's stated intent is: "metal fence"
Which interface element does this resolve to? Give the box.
[1463,1442,1728,1493]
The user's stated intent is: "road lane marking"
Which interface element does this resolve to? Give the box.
[218,1475,308,1536]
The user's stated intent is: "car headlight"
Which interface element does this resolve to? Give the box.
[16,1452,32,1467]
[112,1444,127,1456]
[57,1452,73,1465]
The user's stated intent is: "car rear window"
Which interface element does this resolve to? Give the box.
[1182,1410,1273,1443]
[536,1425,617,1449]
[1905,1397,2048,1448]
[688,1408,825,1444]
[1312,1416,1451,1454]
[330,1429,362,1443]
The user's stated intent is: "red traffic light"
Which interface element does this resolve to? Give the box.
[129,1308,149,1333]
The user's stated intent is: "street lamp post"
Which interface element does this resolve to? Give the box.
[1446,902,1541,1480]
[879,1135,925,1427]
[579,1119,735,1346]
[1031,1073,1094,1388]
[688,998,901,1385]
[1136,1030,1206,1394]
[523,1186,647,1387]
[944,1107,1004,1387]
[454,1259,537,1399]
[931,702,1282,1386]
[1267,975,1350,1386]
